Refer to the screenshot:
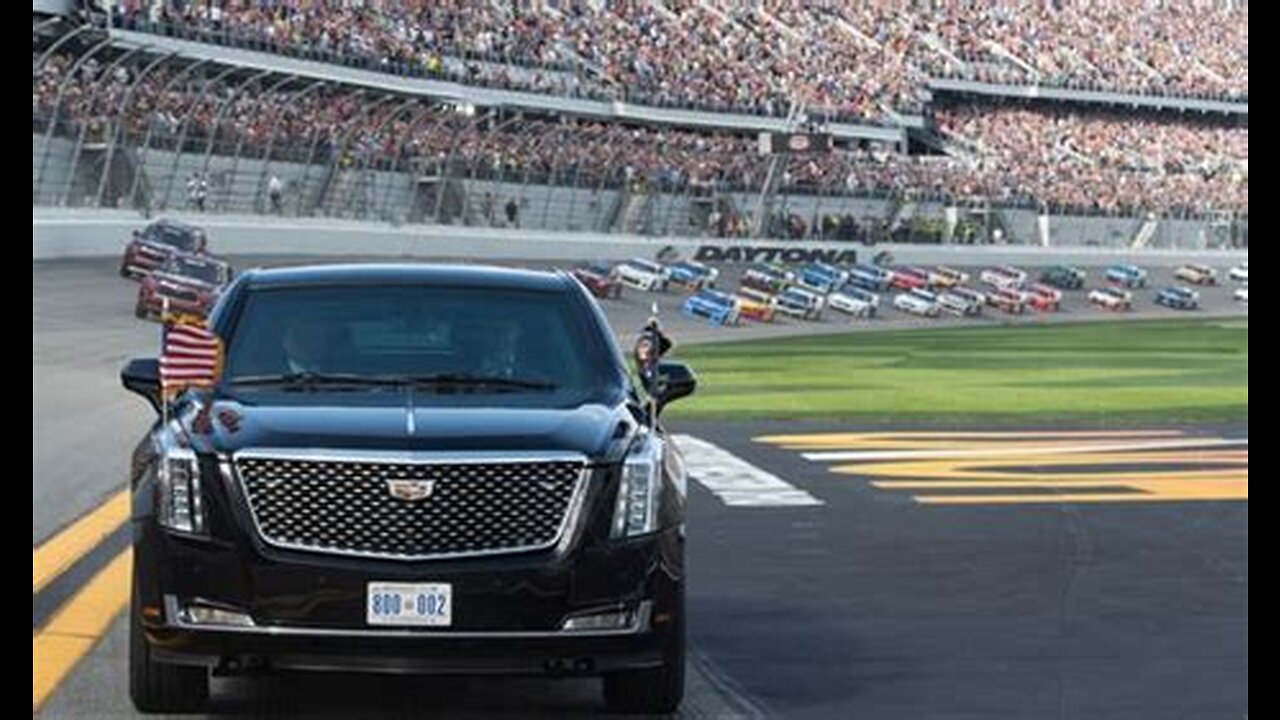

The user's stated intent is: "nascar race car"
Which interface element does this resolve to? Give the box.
[1234,285,1248,302]
[1174,264,1217,286]
[1088,286,1133,311]
[1024,283,1063,312]
[931,266,969,289]
[827,286,879,317]
[947,286,986,315]
[733,289,777,322]
[740,264,795,293]
[682,289,740,325]
[120,219,209,279]
[1154,286,1200,310]
[667,260,719,291]
[1105,264,1148,288]
[1229,263,1248,282]
[571,262,623,299]
[1039,265,1086,290]
[615,258,670,291]
[135,254,233,321]
[979,265,1028,290]
[893,288,940,318]
[936,289,983,316]
[796,262,850,294]
[774,286,825,320]
[848,264,893,291]
[890,266,931,291]
[986,287,1027,314]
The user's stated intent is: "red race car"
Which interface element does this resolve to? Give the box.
[1024,283,1063,312]
[890,266,931,290]
[571,262,623,299]
[135,254,233,321]
[120,219,209,280]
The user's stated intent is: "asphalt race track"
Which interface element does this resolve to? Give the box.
[33,257,1248,718]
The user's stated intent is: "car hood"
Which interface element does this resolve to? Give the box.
[185,396,635,462]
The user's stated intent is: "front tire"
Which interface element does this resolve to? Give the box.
[603,586,685,714]
[130,571,208,713]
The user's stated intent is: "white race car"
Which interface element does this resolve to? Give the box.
[774,286,825,320]
[1234,284,1248,303]
[1229,263,1248,282]
[936,289,983,316]
[827,286,880,317]
[1088,286,1133,311]
[979,265,1027,290]
[894,288,940,318]
[614,258,669,291]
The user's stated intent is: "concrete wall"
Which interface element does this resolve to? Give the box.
[33,208,1248,267]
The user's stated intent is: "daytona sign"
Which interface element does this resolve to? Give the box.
[694,245,858,265]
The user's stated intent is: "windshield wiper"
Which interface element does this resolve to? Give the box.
[228,372,407,389]
[402,373,557,391]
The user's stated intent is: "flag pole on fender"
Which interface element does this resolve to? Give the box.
[159,298,223,430]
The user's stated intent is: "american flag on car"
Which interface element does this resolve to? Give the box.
[160,321,222,396]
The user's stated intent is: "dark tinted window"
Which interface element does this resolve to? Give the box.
[145,224,201,251]
[165,257,224,283]
[224,285,620,404]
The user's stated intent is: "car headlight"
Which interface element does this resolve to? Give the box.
[157,445,205,534]
[611,434,663,539]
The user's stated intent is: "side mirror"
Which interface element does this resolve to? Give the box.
[121,358,162,414]
[653,360,696,413]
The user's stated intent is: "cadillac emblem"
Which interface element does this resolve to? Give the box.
[386,479,435,502]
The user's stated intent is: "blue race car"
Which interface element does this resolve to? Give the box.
[667,260,719,291]
[1154,286,1200,310]
[682,288,739,325]
[1105,264,1148,288]
[848,263,893,291]
[796,262,850,294]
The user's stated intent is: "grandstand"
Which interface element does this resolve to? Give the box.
[33,2,1247,248]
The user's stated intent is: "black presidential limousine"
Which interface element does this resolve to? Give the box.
[121,264,696,714]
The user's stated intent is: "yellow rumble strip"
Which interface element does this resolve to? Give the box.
[33,550,132,711]
[33,489,130,593]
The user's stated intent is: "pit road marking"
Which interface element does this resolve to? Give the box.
[675,434,822,507]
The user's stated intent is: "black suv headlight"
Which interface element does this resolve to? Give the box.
[157,445,205,534]
[611,434,663,538]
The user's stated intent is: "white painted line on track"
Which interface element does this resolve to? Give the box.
[674,434,823,507]
[801,437,1248,462]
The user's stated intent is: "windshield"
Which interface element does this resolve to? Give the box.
[164,257,223,283]
[145,224,200,250]
[223,285,622,405]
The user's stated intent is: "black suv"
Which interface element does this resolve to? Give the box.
[121,265,697,714]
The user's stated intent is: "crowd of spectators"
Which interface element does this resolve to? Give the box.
[108,0,1247,125]
[34,52,1247,217]
[934,104,1248,215]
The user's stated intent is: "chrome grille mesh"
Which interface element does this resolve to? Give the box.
[235,455,584,560]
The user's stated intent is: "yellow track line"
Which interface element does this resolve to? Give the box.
[33,489,130,593]
[917,483,1248,504]
[754,430,1187,449]
[32,549,132,711]
[831,451,1248,481]
[871,470,1247,490]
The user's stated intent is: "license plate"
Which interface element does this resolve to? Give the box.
[366,582,452,627]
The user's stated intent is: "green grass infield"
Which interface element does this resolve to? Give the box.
[667,318,1248,425]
